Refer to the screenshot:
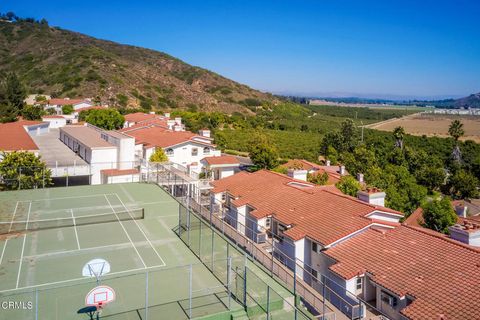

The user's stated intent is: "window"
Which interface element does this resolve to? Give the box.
[381,291,398,307]
[265,217,271,228]
[192,148,198,156]
[312,242,318,253]
[221,193,227,201]
[355,277,363,291]
[203,147,210,154]
[166,148,174,156]
[311,269,318,282]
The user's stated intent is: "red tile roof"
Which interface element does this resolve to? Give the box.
[48,98,88,106]
[282,159,347,184]
[101,168,139,176]
[123,126,210,148]
[324,225,480,320]
[202,155,240,166]
[124,112,158,123]
[75,106,106,113]
[0,120,42,151]
[212,170,402,246]
[42,115,65,119]
[118,118,170,133]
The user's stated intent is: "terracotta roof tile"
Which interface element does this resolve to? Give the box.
[212,170,402,246]
[0,120,42,151]
[48,98,87,106]
[324,225,480,320]
[202,155,240,165]
[123,126,212,148]
[124,112,158,123]
[75,106,106,113]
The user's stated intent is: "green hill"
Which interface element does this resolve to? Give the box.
[0,19,276,113]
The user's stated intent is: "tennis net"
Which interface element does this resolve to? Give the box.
[0,208,144,235]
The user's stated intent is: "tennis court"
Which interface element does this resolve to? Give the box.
[0,183,241,319]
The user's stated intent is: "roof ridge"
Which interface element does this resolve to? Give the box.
[321,189,401,215]
[403,225,480,254]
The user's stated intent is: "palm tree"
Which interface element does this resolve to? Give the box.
[393,126,405,149]
[448,120,464,162]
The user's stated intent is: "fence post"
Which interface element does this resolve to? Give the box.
[322,279,326,320]
[187,209,191,247]
[145,271,149,320]
[294,265,298,320]
[243,261,247,308]
[227,256,232,310]
[211,225,215,270]
[18,167,21,190]
[266,286,270,320]
[199,219,203,259]
[189,263,193,319]
[35,289,38,320]
[271,241,274,278]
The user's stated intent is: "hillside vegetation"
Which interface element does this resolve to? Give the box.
[0,19,276,113]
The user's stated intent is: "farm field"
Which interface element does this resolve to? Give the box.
[369,114,480,142]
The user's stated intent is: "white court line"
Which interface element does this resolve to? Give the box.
[17,193,117,203]
[104,194,147,269]
[70,209,81,250]
[22,242,140,260]
[0,201,20,265]
[0,264,165,294]
[114,193,166,267]
[16,201,31,289]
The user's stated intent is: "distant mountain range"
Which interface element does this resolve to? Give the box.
[303,92,480,109]
[0,19,276,113]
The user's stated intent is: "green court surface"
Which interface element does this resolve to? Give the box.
[0,183,242,320]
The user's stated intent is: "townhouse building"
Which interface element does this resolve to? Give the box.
[209,169,480,319]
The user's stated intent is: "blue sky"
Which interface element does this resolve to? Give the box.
[2,0,480,99]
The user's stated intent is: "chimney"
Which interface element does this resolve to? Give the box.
[455,204,467,218]
[287,169,308,182]
[199,129,211,138]
[149,111,155,115]
[449,221,480,247]
[164,112,170,118]
[357,173,364,183]
[357,188,386,207]
[339,165,346,175]
[173,125,182,132]
[326,160,331,166]
[175,117,182,125]
[167,119,175,129]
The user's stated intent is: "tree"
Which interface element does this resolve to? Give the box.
[84,109,125,130]
[3,72,26,111]
[393,126,405,149]
[339,119,359,152]
[336,175,361,197]
[213,131,227,149]
[62,104,74,115]
[308,171,329,185]
[448,170,479,199]
[21,105,44,120]
[448,120,464,162]
[248,133,279,170]
[0,72,27,123]
[0,151,52,190]
[149,148,168,163]
[421,197,457,234]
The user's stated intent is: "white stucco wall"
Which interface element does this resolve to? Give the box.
[366,211,402,223]
[42,118,66,128]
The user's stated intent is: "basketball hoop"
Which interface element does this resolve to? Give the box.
[85,284,115,318]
